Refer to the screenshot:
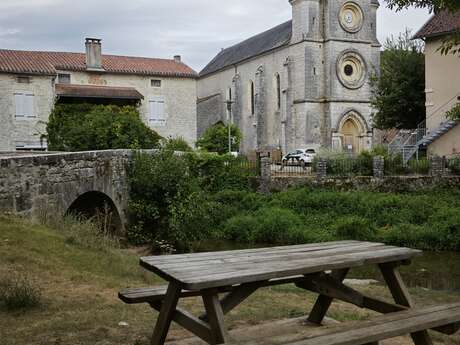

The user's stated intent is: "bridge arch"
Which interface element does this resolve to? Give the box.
[66,191,123,235]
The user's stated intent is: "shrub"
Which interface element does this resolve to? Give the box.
[162,137,193,152]
[333,216,377,241]
[46,103,162,151]
[0,274,41,311]
[196,123,242,154]
[223,208,304,245]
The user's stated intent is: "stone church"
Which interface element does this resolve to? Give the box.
[197,0,381,155]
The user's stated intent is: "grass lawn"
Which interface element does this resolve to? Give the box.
[1,215,459,345]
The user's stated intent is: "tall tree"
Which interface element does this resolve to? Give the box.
[370,30,426,130]
[386,0,460,55]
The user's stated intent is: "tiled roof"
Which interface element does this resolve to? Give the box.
[413,11,460,39]
[200,21,292,77]
[0,49,197,78]
[56,84,144,100]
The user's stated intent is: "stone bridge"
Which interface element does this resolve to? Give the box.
[0,150,137,232]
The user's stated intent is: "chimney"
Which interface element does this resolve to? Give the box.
[85,38,104,71]
[174,55,182,63]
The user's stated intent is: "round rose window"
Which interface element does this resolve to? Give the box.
[337,51,367,89]
[339,2,364,33]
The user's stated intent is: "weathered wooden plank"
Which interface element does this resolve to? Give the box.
[202,291,228,345]
[156,243,387,272]
[288,304,460,345]
[170,247,420,290]
[143,241,361,264]
[150,243,385,270]
[379,263,433,345]
[307,269,349,325]
[165,247,419,281]
[150,283,182,345]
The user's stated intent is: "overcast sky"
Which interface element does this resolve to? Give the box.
[0,0,431,72]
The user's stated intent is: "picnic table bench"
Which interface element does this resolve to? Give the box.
[119,241,460,345]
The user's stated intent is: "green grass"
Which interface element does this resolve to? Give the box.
[1,215,459,345]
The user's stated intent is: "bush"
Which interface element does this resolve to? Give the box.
[46,104,162,151]
[196,123,242,154]
[223,208,304,245]
[333,216,377,241]
[161,137,193,152]
[0,274,41,311]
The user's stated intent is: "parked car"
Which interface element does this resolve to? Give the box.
[282,148,317,165]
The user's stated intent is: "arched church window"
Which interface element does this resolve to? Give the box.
[250,81,255,115]
[227,87,232,101]
[276,74,281,110]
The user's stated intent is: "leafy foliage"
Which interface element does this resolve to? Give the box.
[370,30,426,129]
[196,123,242,154]
[385,0,460,56]
[161,137,193,152]
[446,103,460,121]
[128,150,257,251]
[46,104,161,151]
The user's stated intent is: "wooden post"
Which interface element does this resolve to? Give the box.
[379,263,434,345]
[203,291,228,344]
[150,282,182,345]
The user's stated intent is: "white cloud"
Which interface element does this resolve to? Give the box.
[0,0,431,71]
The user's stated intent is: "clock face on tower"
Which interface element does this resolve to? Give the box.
[339,2,364,33]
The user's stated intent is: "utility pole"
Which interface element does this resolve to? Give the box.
[225,100,234,154]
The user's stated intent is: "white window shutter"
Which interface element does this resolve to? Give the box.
[25,93,35,118]
[149,98,166,126]
[15,93,24,117]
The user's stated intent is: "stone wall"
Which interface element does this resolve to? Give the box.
[0,150,133,230]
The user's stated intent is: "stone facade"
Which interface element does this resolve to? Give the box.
[0,74,55,151]
[0,44,198,151]
[197,0,380,155]
[0,150,133,230]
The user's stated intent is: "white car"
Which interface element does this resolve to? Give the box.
[282,148,317,165]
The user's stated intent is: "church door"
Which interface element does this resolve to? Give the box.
[341,118,360,153]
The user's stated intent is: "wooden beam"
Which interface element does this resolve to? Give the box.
[307,268,350,325]
[379,263,434,345]
[296,273,364,307]
[203,291,228,345]
[150,302,213,344]
[150,283,182,345]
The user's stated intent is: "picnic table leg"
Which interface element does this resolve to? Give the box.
[379,263,434,345]
[203,290,229,345]
[150,282,182,345]
[307,268,349,325]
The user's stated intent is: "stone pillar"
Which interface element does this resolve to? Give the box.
[255,66,266,150]
[316,158,327,180]
[430,156,445,177]
[259,156,272,194]
[373,156,385,179]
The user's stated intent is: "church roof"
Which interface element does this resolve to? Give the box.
[200,21,292,77]
[413,11,460,39]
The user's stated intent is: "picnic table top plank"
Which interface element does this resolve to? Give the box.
[140,242,421,291]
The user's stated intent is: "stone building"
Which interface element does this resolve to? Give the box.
[414,11,460,158]
[0,38,198,151]
[197,0,381,155]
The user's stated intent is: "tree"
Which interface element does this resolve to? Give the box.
[386,0,460,55]
[370,30,426,129]
[447,103,460,121]
[46,104,162,151]
[196,122,242,154]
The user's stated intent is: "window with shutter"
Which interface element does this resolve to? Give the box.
[14,92,36,119]
[149,97,166,127]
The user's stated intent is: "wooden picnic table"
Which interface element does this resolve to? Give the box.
[135,240,431,345]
